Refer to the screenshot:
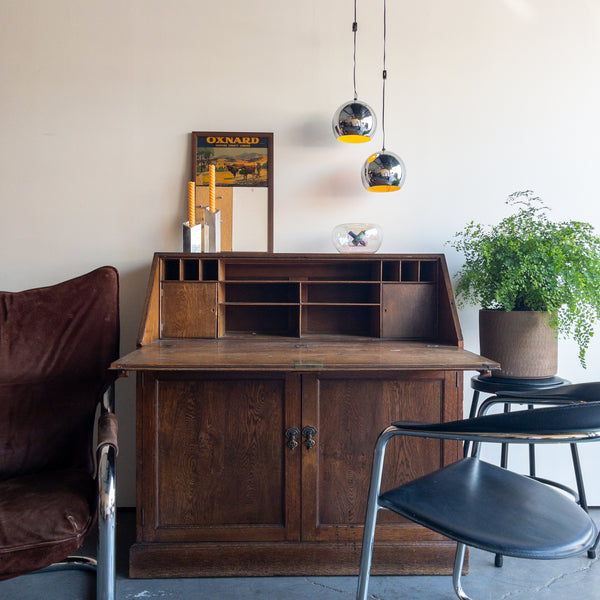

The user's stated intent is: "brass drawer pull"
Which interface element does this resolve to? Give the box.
[302,426,317,450]
[285,427,300,450]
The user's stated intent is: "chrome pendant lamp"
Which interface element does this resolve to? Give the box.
[362,0,406,192]
[332,0,376,143]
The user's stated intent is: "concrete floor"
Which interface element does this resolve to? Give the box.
[1,509,598,600]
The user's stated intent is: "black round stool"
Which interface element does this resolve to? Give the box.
[469,374,570,418]
[467,375,571,476]
[467,375,570,464]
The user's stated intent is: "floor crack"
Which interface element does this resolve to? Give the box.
[498,554,599,600]
[302,577,351,596]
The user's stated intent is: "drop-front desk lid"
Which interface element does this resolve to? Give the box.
[111,339,499,373]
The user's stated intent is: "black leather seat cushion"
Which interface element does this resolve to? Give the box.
[379,458,597,560]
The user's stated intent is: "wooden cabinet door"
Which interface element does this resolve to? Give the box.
[138,371,301,543]
[381,283,437,339]
[161,282,217,338]
[300,371,462,542]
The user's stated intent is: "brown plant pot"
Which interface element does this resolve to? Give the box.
[479,309,558,379]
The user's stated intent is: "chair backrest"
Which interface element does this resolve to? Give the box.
[393,400,600,438]
[0,267,119,480]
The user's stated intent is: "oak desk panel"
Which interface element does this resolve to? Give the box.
[113,253,497,577]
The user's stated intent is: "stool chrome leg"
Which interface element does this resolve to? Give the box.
[569,442,599,558]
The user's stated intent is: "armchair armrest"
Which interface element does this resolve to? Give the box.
[97,412,118,458]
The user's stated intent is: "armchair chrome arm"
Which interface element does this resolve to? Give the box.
[36,386,118,600]
[96,385,118,600]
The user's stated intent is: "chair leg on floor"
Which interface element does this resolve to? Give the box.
[356,427,397,600]
[588,534,600,560]
[39,555,98,573]
[452,543,473,600]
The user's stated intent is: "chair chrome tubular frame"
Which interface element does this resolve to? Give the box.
[97,384,117,600]
[357,425,479,600]
[357,426,398,600]
[356,417,600,600]
[36,385,117,599]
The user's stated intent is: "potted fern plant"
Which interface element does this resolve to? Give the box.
[449,190,600,377]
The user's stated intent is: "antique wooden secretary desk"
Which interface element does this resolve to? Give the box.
[112,252,498,578]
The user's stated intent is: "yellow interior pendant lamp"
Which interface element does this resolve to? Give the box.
[362,0,406,192]
[332,0,376,143]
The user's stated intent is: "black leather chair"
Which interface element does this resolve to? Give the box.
[356,402,600,600]
[481,382,600,562]
[0,267,119,600]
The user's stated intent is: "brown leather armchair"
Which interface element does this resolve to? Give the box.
[0,267,119,600]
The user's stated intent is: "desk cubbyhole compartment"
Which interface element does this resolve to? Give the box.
[224,262,292,281]
[182,259,200,281]
[202,260,219,281]
[223,305,299,337]
[419,261,437,282]
[301,305,379,337]
[163,259,182,281]
[400,261,419,282]
[306,261,380,281]
[382,261,401,282]
[224,282,299,304]
[224,260,380,282]
[302,282,380,304]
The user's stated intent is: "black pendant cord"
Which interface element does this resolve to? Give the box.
[381,0,387,152]
[352,0,358,101]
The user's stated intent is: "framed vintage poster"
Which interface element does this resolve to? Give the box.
[191,131,273,253]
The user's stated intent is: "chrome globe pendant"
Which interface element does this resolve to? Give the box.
[333,99,376,143]
[332,0,376,143]
[362,0,405,192]
[362,149,406,192]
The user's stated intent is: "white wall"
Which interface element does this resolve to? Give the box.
[2,0,600,506]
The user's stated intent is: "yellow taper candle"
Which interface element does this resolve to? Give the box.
[209,164,216,213]
[188,181,195,227]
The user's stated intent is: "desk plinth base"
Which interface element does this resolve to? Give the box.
[129,540,461,578]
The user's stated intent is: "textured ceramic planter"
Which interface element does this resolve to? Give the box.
[479,310,558,379]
